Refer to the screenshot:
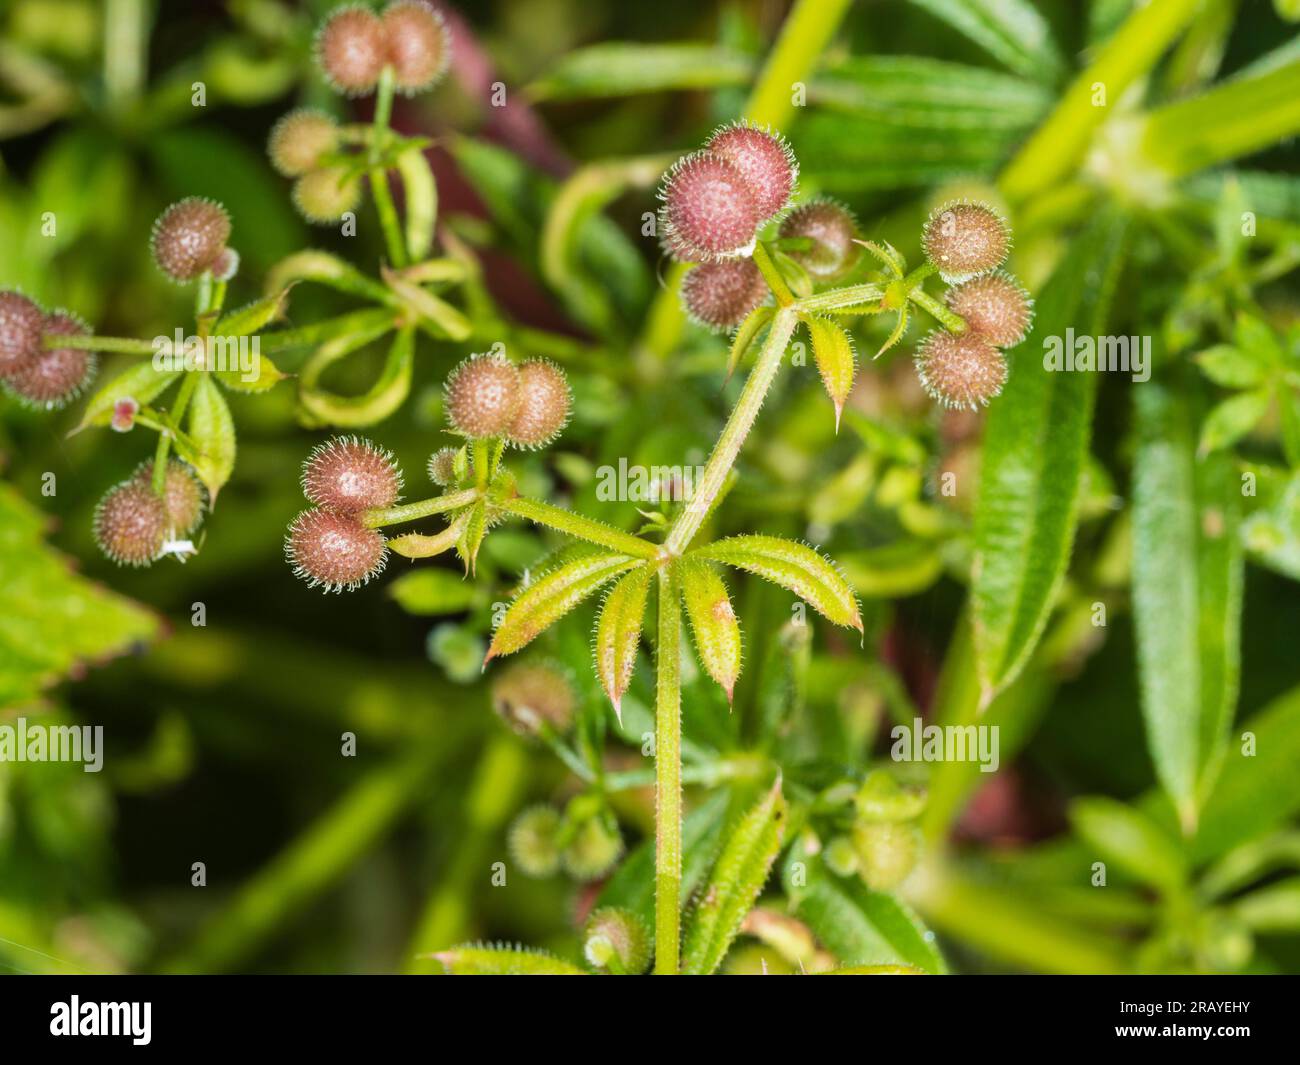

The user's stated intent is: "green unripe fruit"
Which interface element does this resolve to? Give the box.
[561,812,624,881]
[269,109,339,177]
[852,820,920,892]
[584,907,651,974]
[823,835,860,878]
[293,166,363,223]
[507,805,562,878]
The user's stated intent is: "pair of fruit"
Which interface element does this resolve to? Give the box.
[316,1,450,97]
[0,291,95,409]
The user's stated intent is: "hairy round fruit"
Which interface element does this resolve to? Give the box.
[286,508,388,593]
[944,271,1033,348]
[921,200,1010,282]
[506,359,570,449]
[915,330,1008,411]
[0,291,44,379]
[210,247,241,284]
[561,815,624,881]
[779,199,858,279]
[508,806,562,878]
[427,446,460,486]
[4,311,95,408]
[681,259,768,331]
[445,353,520,438]
[302,435,402,514]
[491,661,576,736]
[584,907,651,974]
[133,459,206,536]
[851,820,920,892]
[268,108,339,177]
[382,1,450,94]
[292,167,363,223]
[659,152,761,262]
[151,198,231,283]
[316,5,386,95]
[94,480,167,567]
[705,122,797,221]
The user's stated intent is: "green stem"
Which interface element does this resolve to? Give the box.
[664,307,798,554]
[43,333,157,354]
[369,65,408,267]
[998,0,1202,204]
[752,241,794,306]
[103,0,147,111]
[362,488,478,529]
[908,286,966,334]
[498,496,662,560]
[152,372,200,495]
[654,563,682,975]
[794,283,884,314]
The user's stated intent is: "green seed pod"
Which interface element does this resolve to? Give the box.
[823,835,860,878]
[292,166,363,223]
[561,812,624,881]
[584,907,651,974]
[855,772,928,823]
[268,108,339,177]
[507,805,562,878]
[852,820,920,892]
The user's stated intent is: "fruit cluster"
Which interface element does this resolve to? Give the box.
[0,291,96,409]
[316,1,450,97]
[914,201,1033,410]
[444,352,571,448]
[93,460,206,566]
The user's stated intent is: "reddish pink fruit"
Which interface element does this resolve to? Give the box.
[681,259,768,331]
[0,291,45,380]
[301,435,403,513]
[286,508,388,592]
[779,199,858,280]
[507,360,571,449]
[944,271,1033,348]
[427,446,460,486]
[94,480,168,567]
[151,198,232,283]
[705,122,797,221]
[382,1,450,94]
[111,398,140,433]
[914,330,1008,411]
[445,353,521,439]
[4,311,96,409]
[316,5,387,95]
[921,201,1010,282]
[659,152,761,262]
[133,459,206,536]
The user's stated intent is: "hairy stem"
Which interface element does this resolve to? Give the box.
[752,241,794,306]
[909,286,966,334]
[151,371,200,496]
[43,333,158,354]
[361,488,479,529]
[664,307,798,554]
[369,66,408,267]
[654,563,682,975]
[794,283,884,314]
[498,496,662,559]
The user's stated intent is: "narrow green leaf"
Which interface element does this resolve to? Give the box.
[681,781,786,975]
[456,501,488,575]
[1069,797,1188,894]
[726,305,775,381]
[681,561,742,704]
[389,513,471,563]
[1232,878,1300,932]
[395,147,437,261]
[1198,387,1272,455]
[380,265,471,341]
[75,361,181,431]
[971,211,1128,705]
[528,43,754,101]
[433,943,587,975]
[593,565,652,718]
[214,288,292,338]
[905,0,1065,84]
[264,249,393,304]
[298,325,414,428]
[803,316,855,429]
[693,535,862,632]
[794,864,946,973]
[1133,379,1244,832]
[487,552,641,661]
[187,374,236,503]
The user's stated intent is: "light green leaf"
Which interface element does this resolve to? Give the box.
[794,864,946,973]
[380,266,471,342]
[1232,878,1300,932]
[1069,797,1188,894]
[395,147,437,261]
[1198,387,1272,455]
[75,361,182,431]
[487,553,641,661]
[905,0,1065,84]
[593,565,652,717]
[1133,379,1244,832]
[214,346,288,394]
[187,374,237,502]
[1195,344,1269,388]
[264,249,394,304]
[387,567,479,615]
[681,561,742,704]
[692,535,862,632]
[0,483,159,709]
[456,501,488,576]
[298,325,414,429]
[214,288,292,338]
[682,781,786,975]
[971,211,1127,705]
[433,944,587,975]
[803,315,855,428]
[528,43,754,101]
